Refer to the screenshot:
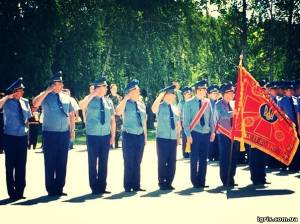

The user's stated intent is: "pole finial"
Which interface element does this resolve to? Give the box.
[239,51,244,66]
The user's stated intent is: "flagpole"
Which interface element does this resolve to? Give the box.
[226,53,244,188]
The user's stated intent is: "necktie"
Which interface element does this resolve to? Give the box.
[134,101,143,127]
[198,100,205,126]
[168,104,175,130]
[56,93,68,117]
[17,100,25,124]
[100,98,105,125]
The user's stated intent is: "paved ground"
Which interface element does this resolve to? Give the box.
[0,142,299,224]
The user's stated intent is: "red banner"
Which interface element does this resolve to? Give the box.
[232,66,299,166]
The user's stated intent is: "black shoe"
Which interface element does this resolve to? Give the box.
[159,186,172,191]
[193,185,209,189]
[253,181,271,185]
[224,183,238,187]
[100,190,111,194]
[57,192,68,196]
[48,192,58,197]
[9,195,26,200]
[133,188,146,192]
[125,189,132,193]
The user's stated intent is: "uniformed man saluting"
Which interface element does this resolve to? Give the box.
[0,77,32,200]
[33,71,75,197]
[116,79,147,192]
[183,79,215,189]
[151,85,180,190]
[79,77,116,195]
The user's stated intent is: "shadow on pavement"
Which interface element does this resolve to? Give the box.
[207,186,228,194]
[63,193,102,203]
[12,195,61,206]
[104,191,137,200]
[275,170,299,176]
[175,187,204,196]
[226,185,294,199]
[0,198,20,205]
[140,189,173,197]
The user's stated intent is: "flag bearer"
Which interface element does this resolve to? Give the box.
[116,79,147,192]
[33,71,75,196]
[215,82,239,187]
[151,85,180,190]
[0,77,32,199]
[79,77,116,195]
[183,79,215,189]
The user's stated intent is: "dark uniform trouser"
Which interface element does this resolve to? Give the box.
[218,134,239,186]
[28,124,39,149]
[87,134,110,193]
[181,131,189,158]
[122,132,145,191]
[156,138,177,188]
[249,147,266,184]
[43,131,69,195]
[190,131,210,187]
[208,135,219,161]
[4,134,27,198]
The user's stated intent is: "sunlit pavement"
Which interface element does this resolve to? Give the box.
[0,142,299,224]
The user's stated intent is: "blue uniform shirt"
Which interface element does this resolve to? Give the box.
[86,96,115,136]
[278,96,297,124]
[3,98,32,136]
[215,99,233,134]
[183,97,214,137]
[156,102,179,140]
[122,100,147,135]
[42,92,74,132]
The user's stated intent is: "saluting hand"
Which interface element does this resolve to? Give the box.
[7,93,15,99]
[158,91,165,100]
[45,85,54,94]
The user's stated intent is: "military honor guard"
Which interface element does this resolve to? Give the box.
[116,79,147,192]
[215,82,239,187]
[151,85,180,190]
[183,79,215,188]
[33,71,75,196]
[0,77,32,199]
[178,86,193,159]
[207,84,220,161]
[79,77,116,195]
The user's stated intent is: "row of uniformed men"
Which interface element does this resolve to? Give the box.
[1,73,298,200]
[263,80,300,171]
